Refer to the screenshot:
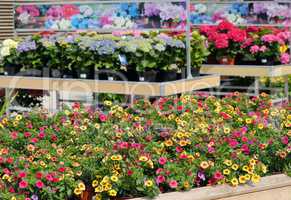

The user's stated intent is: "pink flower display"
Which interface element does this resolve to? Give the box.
[62,5,80,19]
[168,180,178,188]
[280,53,290,64]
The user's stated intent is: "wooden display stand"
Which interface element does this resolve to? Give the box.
[201,65,291,102]
[0,75,220,112]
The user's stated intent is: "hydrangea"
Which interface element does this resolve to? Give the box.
[229,3,249,16]
[159,3,186,21]
[144,3,161,17]
[117,3,139,18]
[18,12,31,25]
[89,40,117,55]
[16,40,37,53]
[157,35,185,49]
[194,4,207,14]
[79,5,94,17]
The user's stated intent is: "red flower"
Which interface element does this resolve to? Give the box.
[18,172,27,178]
[127,170,133,176]
[214,34,229,49]
[58,167,65,173]
[6,157,13,164]
[217,20,234,31]
[38,132,45,139]
[62,5,80,19]
[31,138,39,143]
[228,28,246,42]
[36,172,43,179]
[19,180,28,189]
[46,174,54,182]
[10,131,18,140]
[36,180,44,189]
[24,132,31,138]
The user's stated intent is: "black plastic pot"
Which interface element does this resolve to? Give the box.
[138,70,158,82]
[159,70,177,82]
[179,67,201,79]
[50,69,62,78]
[125,68,139,81]
[257,58,274,66]
[62,69,73,79]
[75,68,94,79]
[42,67,50,77]
[4,65,20,76]
[19,69,42,77]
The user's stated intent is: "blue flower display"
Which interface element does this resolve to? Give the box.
[116,3,138,18]
[229,3,249,16]
[190,14,212,24]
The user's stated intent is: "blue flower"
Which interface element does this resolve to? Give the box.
[44,19,54,29]
[88,19,100,28]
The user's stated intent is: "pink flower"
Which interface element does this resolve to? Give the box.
[281,136,289,145]
[250,45,260,54]
[280,53,290,64]
[176,146,183,153]
[228,139,239,148]
[214,171,224,180]
[38,132,45,139]
[10,131,18,140]
[19,180,28,188]
[18,171,27,178]
[179,154,188,159]
[169,180,178,188]
[156,168,163,174]
[24,132,31,138]
[259,45,267,52]
[100,15,113,26]
[99,114,108,122]
[156,175,166,184]
[36,180,44,189]
[158,157,167,165]
[208,146,215,153]
[214,34,229,49]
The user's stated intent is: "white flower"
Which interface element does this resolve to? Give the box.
[18,12,30,24]
[58,19,71,30]
[3,39,18,49]
[0,47,10,57]
[154,43,166,52]
[195,4,207,14]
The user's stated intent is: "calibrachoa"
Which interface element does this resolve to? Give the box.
[0,93,290,200]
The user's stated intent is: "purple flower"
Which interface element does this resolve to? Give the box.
[17,40,37,52]
[89,40,117,55]
[31,195,38,200]
[144,3,161,17]
[197,171,206,181]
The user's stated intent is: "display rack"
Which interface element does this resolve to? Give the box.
[1,75,220,112]
[201,64,291,102]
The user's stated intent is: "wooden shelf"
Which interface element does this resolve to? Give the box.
[201,65,291,77]
[0,75,220,96]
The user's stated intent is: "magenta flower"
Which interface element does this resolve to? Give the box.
[281,136,289,145]
[280,53,290,64]
[214,171,224,180]
[19,180,29,189]
[250,45,260,54]
[259,45,267,52]
[158,157,167,165]
[156,175,166,184]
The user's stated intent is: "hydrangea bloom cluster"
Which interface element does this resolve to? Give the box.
[89,40,117,55]
[16,40,37,53]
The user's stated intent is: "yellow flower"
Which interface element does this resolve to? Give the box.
[94,123,100,129]
[95,186,103,193]
[280,45,288,53]
[261,164,268,174]
[74,188,82,195]
[80,125,87,131]
[78,182,86,191]
[108,189,117,197]
[179,140,188,147]
[251,174,261,184]
[164,139,173,147]
[64,110,70,115]
[223,169,230,175]
[257,123,264,130]
[224,160,232,167]
[111,155,122,161]
[245,118,252,124]
[224,127,231,134]
[231,164,239,171]
[2,174,9,180]
[242,165,249,172]
[11,197,16,200]
[183,181,190,189]
[144,180,153,187]
[239,176,247,184]
[200,161,209,169]
[95,194,102,200]
[92,180,99,187]
[249,159,257,165]
[104,100,112,106]
[245,174,251,180]
[15,115,22,121]
[231,178,239,186]
[139,156,148,162]
[110,175,118,182]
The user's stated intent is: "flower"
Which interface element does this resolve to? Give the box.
[214,171,224,180]
[281,136,289,145]
[200,161,209,169]
[35,181,44,189]
[230,178,239,186]
[251,174,261,184]
[169,180,178,188]
[144,180,153,187]
[250,45,260,54]
[280,53,290,64]
[74,188,82,195]
[158,157,167,165]
[156,175,166,184]
[108,189,117,196]
[19,180,29,188]
[62,5,80,19]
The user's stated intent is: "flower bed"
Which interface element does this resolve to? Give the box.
[0,93,290,200]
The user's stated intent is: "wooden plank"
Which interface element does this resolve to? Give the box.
[131,174,291,200]
[0,75,220,96]
[201,65,291,77]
